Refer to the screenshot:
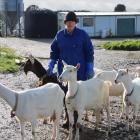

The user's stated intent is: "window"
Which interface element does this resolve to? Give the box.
[83,17,93,27]
[77,18,79,23]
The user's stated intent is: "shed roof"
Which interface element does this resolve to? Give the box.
[59,11,140,16]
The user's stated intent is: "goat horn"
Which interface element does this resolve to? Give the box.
[25,52,31,58]
[62,60,67,66]
[29,54,34,59]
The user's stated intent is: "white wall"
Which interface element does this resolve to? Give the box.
[95,16,115,37]
[78,16,95,37]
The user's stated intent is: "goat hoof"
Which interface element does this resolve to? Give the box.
[94,128,98,132]
[11,111,16,118]
[108,131,111,135]
[84,117,89,121]
[79,127,82,132]
[51,137,55,140]
[62,122,69,130]
[120,114,124,119]
[43,119,47,124]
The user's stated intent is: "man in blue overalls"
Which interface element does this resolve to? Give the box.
[47,11,94,129]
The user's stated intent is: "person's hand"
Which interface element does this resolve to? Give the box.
[47,59,56,76]
[86,62,94,80]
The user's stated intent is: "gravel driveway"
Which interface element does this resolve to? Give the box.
[0,37,140,140]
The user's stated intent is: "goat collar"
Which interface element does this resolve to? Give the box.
[67,84,79,100]
[38,74,47,86]
[126,87,134,97]
[40,73,47,80]
[11,93,19,118]
[125,87,134,106]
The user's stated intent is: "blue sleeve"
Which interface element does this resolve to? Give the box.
[83,32,94,63]
[50,33,59,61]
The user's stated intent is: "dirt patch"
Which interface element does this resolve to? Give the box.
[0,38,140,139]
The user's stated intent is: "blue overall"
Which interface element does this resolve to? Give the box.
[50,27,94,81]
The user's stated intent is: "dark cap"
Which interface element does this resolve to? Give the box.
[64,11,77,23]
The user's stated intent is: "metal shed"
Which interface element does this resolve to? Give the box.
[0,0,24,36]
[58,12,140,38]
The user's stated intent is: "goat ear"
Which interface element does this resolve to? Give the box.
[62,60,67,66]
[76,63,80,70]
[113,64,118,72]
[29,54,35,64]
[126,69,129,73]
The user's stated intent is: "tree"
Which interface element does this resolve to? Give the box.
[114,4,126,12]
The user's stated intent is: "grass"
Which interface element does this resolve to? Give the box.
[0,45,23,73]
[101,40,140,51]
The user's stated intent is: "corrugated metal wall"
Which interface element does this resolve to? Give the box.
[0,0,5,11]
[0,0,24,36]
[0,0,24,12]
[7,0,23,11]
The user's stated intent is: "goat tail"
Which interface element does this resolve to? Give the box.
[104,81,112,87]
[94,71,103,78]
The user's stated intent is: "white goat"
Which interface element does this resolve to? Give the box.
[94,66,140,119]
[94,70,124,117]
[94,70,124,96]
[59,63,111,140]
[94,66,140,95]
[83,67,103,121]
[0,82,65,140]
[134,66,140,78]
[115,68,140,131]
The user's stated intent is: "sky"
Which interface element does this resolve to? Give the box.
[24,0,140,11]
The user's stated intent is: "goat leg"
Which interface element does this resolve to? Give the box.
[31,120,38,140]
[20,121,25,140]
[62,97,69,130]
